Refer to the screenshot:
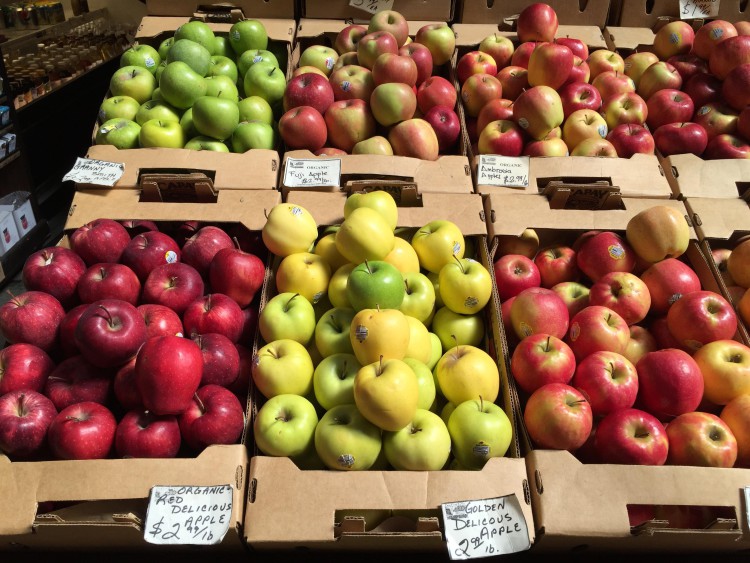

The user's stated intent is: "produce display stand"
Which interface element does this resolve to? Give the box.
[244,189,532,552]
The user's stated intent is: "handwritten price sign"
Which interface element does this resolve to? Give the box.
[441,495,530,559]
[477,155,530,189]
[349,0,395,15]
[144,485,233,545]
[62,157,124,187]
[283,158,342,188]
[679,0,720,18]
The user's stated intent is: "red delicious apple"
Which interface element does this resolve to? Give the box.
[646,89,694,131]
[399,42,433,86]
[666,411,737,467]
[534,246,579,288]
[477,99,514,134]
[69,218,130,266]
[636,348,704,419]
[119,219,158,236]
[77,263,141,306]
[424,105,460,152]
[494,254,541,301]
[704,134,750,159]
[666,54,707,83]
[192,332,240,387]
[229,343,252,397]
[178,384,245,451]
[576,231,636,282]
[283,72,334,115]
[478,119,524,156]
[667,291,738,350]
[182,225,233,279]
[416,76,457,114]
[0,343,54,395]
[517,3,558,43]
[74,299,147,368]
[595,408,668,465]
[208,246,265,309]
[0,390,56,457]
[683,72,722,110]
[279,106,328,152]
[559,82,602,119]
[120,231,181,283]
[510,287,570,340]
[511,333,576,394]
[47,401,116,460]
[142,262,205,315]
[606,124,655,158]
[709,35,750,79]
[173,221,201,247]
[496,66,529,101]
[43,354,111,411]
[552,281,590,318]
[138,303,184,339]
[573,351,638,416]
[22,246,86,307]
[653,122,709,157]
[568,305,630,361]
[693,20,738,61]
[640,258,701,314]
[589,271,651,325]
[114,357,143,411]
[524,383,592,451]
[239,306,258,345]
[457,50,498,84]
[183,294,244,343]
[115,409,181,458]
[58,304,87,358]
[694,103,739,140]
[0,291,65,352]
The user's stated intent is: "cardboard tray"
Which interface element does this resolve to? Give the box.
[243,189,532,551]
[145,0,296,20]
[612,0,749,27]
[458,0,611,28]
[301,0,454,24]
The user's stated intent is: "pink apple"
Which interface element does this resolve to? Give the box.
[552,281,590,318]
[693,20,738,61]
[48,401,116,460]
[182,225,233,279]
[511,41,541,69]
[576,231,636,282]
[74,299,147,368]
[694,103,739,140]
[606,123,655,158]
[329,65,375,102]
[517,3,558,43]
[138,303,184,338]
[477,99,514,134]
[192,332,240,387]
[667,291,737,351]
[589,271,651,325]
[58,304,87,358]
[705,134,750,159]
[0,343,54,395]
[69,218,131,266]
[564,56,590,85]
[637,61,682,101]
[624,325,657,365]
[591,71,636,102]
[479,34,515,68]
[324,98,376,152]
[722,64,750,112]
[646,89,694,131]
[528,42,574,90]
[279,106,327,152]
[587,50,625,80]
[683,72,723,109]
[183,293,244,343]
[283,72,334,115]
[334,24,367,55]
[457,51,498,84]
[510,287,569,340]
[666,411,737,467]
[357,31,399,70]
[651,315,690,352]
[595,408,668,465]
[653,20,694,60]
[512,85,564,140]
[424,105,460,152]
[478,119,524,156]
[524,383,592,450]
[556,37,588,60]
[115,409,181,458]
[512,333,576,394]
[559,82,602,119]
[372,53,418,86]
[22,246,86,307]
[572,350,638,416]
[709,35,750,80]
[534,246,579,288]
[494,254,541,301]
[388,118,440,160]
[120,231,181,283]
[114,357,143,410]
[143,262,205,315]
[461,73,503,117]
[77,263,141,306]
[416,76,456,114]
[399,43,433,86]
[667,54,708,83]
[601,92,648,129]
[496,66,529,101]
[0,291,65,352]
[567,305,630,361]
[636,348,704,419]
[523,137,569,156]
[178,384,245,451]
[640,258,701,314]
[0,389,56,457]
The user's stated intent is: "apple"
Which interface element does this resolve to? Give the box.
[283,72,334,116]
[559,83,602,119]
[371,53,418,88]
[666,412,737,467]
[552,281,590,318]
[667,291,737,351]
[739,106,750,140]
[729,240,750,288]
[346,260,405,312]
[314,307,356,358]
[568,305,630,361]
[709,36,750,80]
[174,20,215,53]
[178,384,244,451]
[457,51,498,84]
[653,20,694,60]
[637,348,704,419]
[510,287,569,340]
[77,263,141,306]
[138,304,184,340]
[589,272,651,325]
[277,106,326,152]
[694,20,738,60]
[134,100,180,126]
[565,56,590,85]
[494,254,541,301]
[335,24,367,54]
[693,339,750,406]
[683,72,722,110]
[517,3,558,42]
[142,262,204,315]
[534,246,579,288]
[315,403,382,470]
[624,51,660,87]
[510,41,538,69]
[47,401,116,460]
[562,109,608,152]
[496,66,529,101]
[461,73,503,118]
[357,31,398,70]
[231,121,275,152]
[0,291,63,353]
[639,258,700,315]
[595,408,668,465]
[667,54,708,83]
[207,55,238,82]
[478,119,524,156]
[511,334,575,394]
[229,18,268,55]
[370,82,416,126]
[638,61,683,101]
[344,190,397,230]
[587,50,625,80]
[398,42,433,87]
[705,134,750,159]
[439,258,492,315]
[479,34,514,69]
[496,229,539,259]
[139,118,185,148]
[524,137,569,156]
[576,231,636,282]
[349,307,410,366]
[114,409,181,459]
[646,89,694,131]
[570,138,618,157]
[399,272,436,324]
[712,248,735,287]
[313,353,359,410]
[0,390,56,457]
[626,205,690,266]
[592,71,636,102]
[22,246,86,307]
[525,383,593,451]
[119,231,180,284]
[335,207,394,265]
[601,92,648,130]
[44,354,110,411]
[414,23,455,66]
[259,292,315,346]
[208,246,264,310]
[353,356,418,431]
[424,105,460,152]
[383,408,450,470]
[56,305,86,359]
[69,218,130,266]
[182,225,233,279]
[254,393,318,459]
[513,85,564,141]
[252,338,314,398]
[192,332,240,388]
[238,96,274,125]
[94,118,141,149]
[606,123,655,158]
[477,99,514,134]
[243,62,286,109]
[158,61,208,110]
[329,65,375,103]
[721,394,750,466]
[654,122,708,157]
[183,293,244,343]
[412,220,465,274]
[0,343,53,396]
[74,299,146,369]
[98,95,140,123]
[431,306,485,351]
[694,103,739,140]
[624,324,657,365]
[110,65,156,104]
[574,350,638,416]
[324,98,377,152]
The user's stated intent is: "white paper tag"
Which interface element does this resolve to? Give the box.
[477,155,530,188]
[62,157,124,187]
[679,0,720,18]
[442,494,531,559]
[349,0,395,14]
[144,484,233,545]
[283,158,341,188]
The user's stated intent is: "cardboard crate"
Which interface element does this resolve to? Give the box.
[458,0,611,28]
[612,0,749,27]
[301,0,454,24]
[145,0,296,20]
[244,190,533,552]
[0,147,283,551]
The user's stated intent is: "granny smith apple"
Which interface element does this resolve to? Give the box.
[95,118,141,149]
[159,61,208,109]
[336,208,395,264]
[252,339,314,398]
[346,260,405,312]
[259,292,316,345]
[403,357,436,410]
[238,96,274,124]
[167,39,212,76]
[354,357,419,431]
[154,61,168,83]
[436,344,499,405]
[262,203,318,257]
[315,307,356,357]
[207,55,239,82]
[344,191,398,231]
[243,61,286,110]
[135,99,181,125]
[350,307,411,365]
[254,394,318,457]
[121,44,161,74]
[212,35,232,58]
[439,257,493,315]
[313,352,361,410]
[158,37,174,61]
[174,20,216,53]
[411,220,466,273]
[229,19,268,55]
[205,75,239,100]
[231,120,276,152]
[151,87,164,102]
[238,49,279,78]
[180,107,198,138]
[184,136,230,152]
[192,96,239,140]
[139,119,185,148]
[315,403,382,471]
[383,409,451,470]
[431,306,485,351]
[328,263,355,309]
[448,398,512,469]
[400,271,436,324]
[99,95,140,123]
[110,65,157,104]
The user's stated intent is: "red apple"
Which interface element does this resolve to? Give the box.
[595,408,668,465]
[209,246,265,309]
[523,137,569,156]
[556,37,588,60]
[479,34,515,68]
[501,295,518,347]
[572,351,638,416]
[624,325,657,365]
[653,122,708,157]
[478,119,524,156]
[640,258,701,314]
[143,262,205,315]
[722,64,750,112]
[667,54,707,83]
[524,383,592,450]
[564,56,590,85]
[389,118,440,160]
[178,384,245,451]
[568,305,630,361]
[496,66,529,101]
[510,287,569,340]
[329,65,375,102]
[334,24,367,55]
[646,89,694,131]
[552,281,590,318]
[517,3,558,43]
[527,42,574,90]
[372,53,418,87]
[47,401,116,460]
[534,246,579,288]
[58,304,87,358]
[666,411,737,467]
[69,218,130,266]
[606,123,655,158]
[694,103,738,140]
[75,299,147,368]
[22,246,86,307]
[279,106,327,153]
[693,20,738,61]
[591,71,636,102]
[183,293,244,343]
[119,220,158,236]
[138,303,184,339]
[683,72,723,109]
[0,291,65,352]
[511,333,576,394]
[558,83,602,119]
[368,10,408,47]
[637,61,683,101]
[601,92,648,129]
[283,72,334,115]
[570,138,619,157]
[0,343,54,395]
[511,41,541,69]
[115,409,181,458]
[424,105,460,152]
[477,99,514,134]
[461,73,503,117]
[457,51,498,84]
[182,225,233,279]
[705,134,750,159]
[416,76,456,114]
[512,85,564,141]
[114,357,143,410]
[650,315,690,352]
[324,98,377,151]
[709,35,750,80]
[239,306,258,345]
[576,231,636,282]
[192,332,240,387]
[44,354,111,410]
[0,390,56,457]
[494,254,541,301]
[357,31,399,70]
[120,231,181,283]
[399,43,433,86]
[667,291,737,351]
[636,348,704,419]
[589,271,651,325]
[77,263,141,306]
[229,343,252,397]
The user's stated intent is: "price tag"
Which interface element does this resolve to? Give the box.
[283,158,341,188]
[349,0,395,14]
[477,155,530,188]
[679,0,720,18]
[144,484,233,545]
[62,157,124,187]
[441,494,531,559]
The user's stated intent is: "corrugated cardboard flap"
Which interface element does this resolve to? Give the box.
[136,15,295,42]
[663,153,750,200]
[459,0,610,28]
[616,0,749,27]
[302,1,453,23]
[605,26,656,52]
[685,197,750,242]
[453,23,606,49]
[145,0,295,20]
[296,19,440,40]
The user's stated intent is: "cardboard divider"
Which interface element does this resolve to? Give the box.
[145,0,296,20]
[611,0,749,27]
[301,0,454,23]
[457,0,611,27]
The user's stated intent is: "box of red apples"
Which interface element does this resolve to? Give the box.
[451,4,674,198]
[243,189,534,551]
[0,144,281,550]
[485,193,750,551]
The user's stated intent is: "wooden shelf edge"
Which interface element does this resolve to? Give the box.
[0,151,20,171]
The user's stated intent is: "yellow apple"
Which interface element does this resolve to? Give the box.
[262,203,318,257]
[435,344,499,405]
[411,220,465,273]
[427,271,444,308]
[562,109,608,152]
[335,207,395,264]
[728,239,750,289]
[350,307,410,365]
[383,237,420,273]
[403,357,436,410]
[328,263,355,308]
[438,257,493,315]
[344,190,398,231]
[314,233,350,272]
[427,332,442,370]
[430,306,485,351]
[695,340,750,405]
[405,315,432,364]
[440,401,457,426]
[721,394,750,466]
[625,205,690,263]
[275,252,332,305]
[739,288,750,325]
[354,357,419,431]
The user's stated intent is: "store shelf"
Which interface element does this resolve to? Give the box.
[0,95,7,105]
[0,150,20,170]
[0,123,13,136]
[0,9,110,51]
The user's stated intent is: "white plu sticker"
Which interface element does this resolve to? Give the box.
[679,0,720,18]
[477,155,530,188]
[442,495,531,559]
[144,484,233,545]
[283,158,341,188]
[348,0,395,15]
[62,157,124,187]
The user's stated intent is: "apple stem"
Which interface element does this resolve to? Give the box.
[452,254,465,273]
[365,259,372,274]
[377,354,384,376]
[233,236,241,250]
[479,395,484,412]
[65,415,81,422]
[131,68,137,78]
[194,334,203,349]
[635,431,650,439]
[376,304,380,313]
[410,426,422,435]
[97,305,115,328]
[267,67,276,77]
[404,279,411,295]
[451,334,460,356]
[194,392,206,414]
[17,393,27,417]
[545,336,551,353]
[284,293,299,312]
[339,361,348,380]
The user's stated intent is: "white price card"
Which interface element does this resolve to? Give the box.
[349,0,395,15]
[283,158,342,188]
[442,494,531,559]
[477,155,530,188]
[62,157,124,187]
[144,484,233,545]
[679,0,720,18]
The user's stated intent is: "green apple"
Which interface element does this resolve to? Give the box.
[212,35,232,58]
[238,96,274,124]
[354,357,419,431]
[159,61,208,109]
[335,207,395,264]
[346,260,405,312]
[229,19,268,55]
[448,398,512,469]
[383,409,451,470]
[259,292,316,345]
[350,307,411,366]
[428,271,444,308]
[139,119,185,148]
[431,306,485,351]
[400,272,436,324]
[110,65,157,104]
[403,357,436,410]
[436,345,499,405]
[411,220,466,274]
[440,401,457,425]
[174,20,216,53]
[315,403,382,471]
[243,61,286,109]
[207,55,239,82]
[329,263,355,309]
[314,307,356,357]
[262,203,318,257]
[205,75,239,100]
[231,120,276,152]
[154,61,168,83]
[158,37,174,61]
[151,87,164,102]
[439,257,493,315]
[180,107,198,138]
[95,118,141,149]
[427,332,442,370]
[344,191,398,231]
[99,95,140,123]
[184,136,230,151]
[252,339,314,398]
[300,45,339,76]
[191,96,239,140]
[405,316,432,364]
[120,44,161,74]
[254,394,318,457]
[238,49,279,78]
[135,99,181,125]
[167,39,212,76]
[313,353,361,410]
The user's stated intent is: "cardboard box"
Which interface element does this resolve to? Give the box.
[0,208,19,257]
[244,190,532,552]
[301,0,454,23]
[612,0,749,27]
[145,0,296,20]
[458,0,611,28]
